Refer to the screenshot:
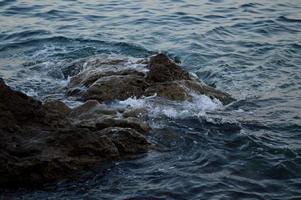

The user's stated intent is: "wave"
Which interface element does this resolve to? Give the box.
[277,16,301,23]
[114,92,223,119]
[0,35,153,57]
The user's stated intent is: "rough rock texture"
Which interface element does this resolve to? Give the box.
[145,81,190,101]
[82,74,149,102]
[0,53,235,188]
[67,54,235,104]
[0,79,150,187]
[147,53,191,82]
[69,100,150,133]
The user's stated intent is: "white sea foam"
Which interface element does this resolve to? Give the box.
[24,88,38,97]
[116,92,223,119]
[78,54,148,75]
[23,51,222,118]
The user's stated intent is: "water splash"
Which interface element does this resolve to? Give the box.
[116,92,223,119]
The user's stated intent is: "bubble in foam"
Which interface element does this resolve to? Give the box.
[118,96,147,109]
[115,92,223,119]
[24,88,38,98]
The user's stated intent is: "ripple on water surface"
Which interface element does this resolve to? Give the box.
[0,0,301,199]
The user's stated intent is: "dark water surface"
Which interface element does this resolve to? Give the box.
[1,0,301,199]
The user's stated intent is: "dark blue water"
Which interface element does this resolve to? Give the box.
[1,0,301,199]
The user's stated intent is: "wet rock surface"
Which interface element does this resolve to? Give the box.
[67,54,235,104]
[83,74,149,102]
[0,79,150,187]
[147,53,191,82]
[0,54,234,188]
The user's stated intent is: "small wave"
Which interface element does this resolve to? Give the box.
[0,0,16,7]
[1,30,50,42]
[0,36,152,57]
[35,9,66,18]
[208,0,224,3]
[62,53,149,79]
[5,4,43,13]
[203,15,225,19]
[0,36,74,52]
[203,26,234,39]
[115,92,223,119]
[277,16,301,23]
[240,3,263,9]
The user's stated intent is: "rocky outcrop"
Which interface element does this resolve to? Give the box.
[67,54,235,104]
[69,100,150,133]
[147,53,191,82]
[0,53,235,187]
[82,74,149,102]
[0,79,150,187]
[145,81,190,101]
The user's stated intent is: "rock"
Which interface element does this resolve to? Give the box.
[62,59,86,78]
[0,128,114,186]
[66,53,235,105]
[66,55,147,98]
[82,74,149,102]
[70,100,118,120]
[42,100,72,128]
[0,126,150,187]
[147,54,191,82]
[68,69,145,91]
[145,81,191,101]
[73,115,150,134]
[67,70,147,99]
[43,100,71,115]
[123,108,148,119]
[0,78,44,128]
[62,56,131,79]
[144,80,235,103]
[182,80,235,105]
[0,52,236,187]
[100,127,150,155]
[96,117,150,133]
[0,79,150,187]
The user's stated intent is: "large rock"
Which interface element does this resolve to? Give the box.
[0,78,44,129]
[0,54,235,188]
[0,79,150,187]
[147,53,191,82]
[82,74,149,102]
[145,81,190,101]
[66,54,235,105]
[100,127,150,155]
[62,56,133,79]
[69,100,150,133]
[0,127,149,187]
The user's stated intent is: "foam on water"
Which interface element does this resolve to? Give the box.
[1,0,301,198]
[116,92,223,119]
[77,53,149,76]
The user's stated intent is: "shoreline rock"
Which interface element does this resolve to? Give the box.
[67,54,235,104]
[0,53,235,188]
[0,79,150,188]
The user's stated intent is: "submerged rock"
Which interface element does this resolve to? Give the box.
[0,79,150,187]
[67,54,235,104]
